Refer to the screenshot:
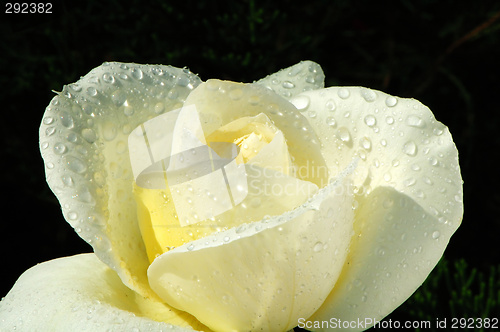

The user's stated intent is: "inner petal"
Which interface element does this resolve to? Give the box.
[133,112,315,263]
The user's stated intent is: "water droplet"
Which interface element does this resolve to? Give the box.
[65,156,87,174]
[187,244,195,251]
[360,137,372,150]
[43,116,54,125]
[60,112,74,129]
[103,122,117,141]
[385,96,398,107]
[337,127,351,143]
[54,142,67,155]
[61,175,74,187]
[81,129,97,143]
[282,81,295,89]
[290,95,310,111]
[422,176,433,185]
[380,139,387,147]
[404,177,416,187]
[123,106,134,117]
[385,116,395,125]
[307,110,317,118]
[325,99,336,111]
[235,225,247,234]
[361,88,377,102]
[102,73,115,84]
[406,115,425,128]
[131,68,144,80]
[403,140,417,156]
[428,157,438,166]
[111,90,127,106]
[326,116,336,127]
[433,127,444,136]
[41,142,49,149]
[87,87,98,96]
[223,236,230,242]
[364,115,376,127]
[313,242,323,252]
[69,83,82,92]
[338,88,350,99]
[154,102,165,114]
[432,231,440,239]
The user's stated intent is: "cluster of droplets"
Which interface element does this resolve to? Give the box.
[290,86,462,229]
[257,60,325,99]
[39,62,203,267]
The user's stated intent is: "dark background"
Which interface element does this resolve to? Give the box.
[2,0,499,329]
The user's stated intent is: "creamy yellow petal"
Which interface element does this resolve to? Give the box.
[148,167,355,332]
[256,60,325,99]
[134,163,319,260]
[39,62,202,299]
[308,187,457,331]
[295,87,462,329]
[0,254,209,331]
[184,79,329,188]
[293,87,463,231]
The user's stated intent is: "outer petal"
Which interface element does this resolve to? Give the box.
[39,62,202,299]
[291,87,463,224]
[294,88,462,329]
[0,254,208,331]
[256,60,325,99]
[148,165,356,332]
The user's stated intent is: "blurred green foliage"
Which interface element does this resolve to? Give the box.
[1,0,499,327]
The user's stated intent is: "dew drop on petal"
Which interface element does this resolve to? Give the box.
[313,242,324,252]
[406,115,426,128]
[81,129,97,143]
[364,115,376,127]
[403,140,417,156]
[326,116,336,127]
[87,87,98,96]
[54,142,67,155]
[385,96,398,107]
[60,112,74,129]
[432,231,440,239]
[102,73,115,84]
[338,88,350,99]
[282,81,295,89]
[337,127,351,143]
[65,156,87,174]
[361,88,377,102]
[360,137,371,150]
[290,95,310,111]
[404,177,416,187]
[132,68,144,80]
[325,99,336,111]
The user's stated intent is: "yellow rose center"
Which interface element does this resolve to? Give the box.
[134,113,294,263]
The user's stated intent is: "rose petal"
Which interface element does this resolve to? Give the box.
[206,113,292,171]
[148,166,356,332]
[183,79,328,187]
[296,87,462,328]
[39,62,202,298]
[295,87,463,229]
[134,162,319,259]
[0,254,207,331]
[256,60,325,99]
[308,187,458,330]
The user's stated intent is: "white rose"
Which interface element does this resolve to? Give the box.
[0,61,463,331]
